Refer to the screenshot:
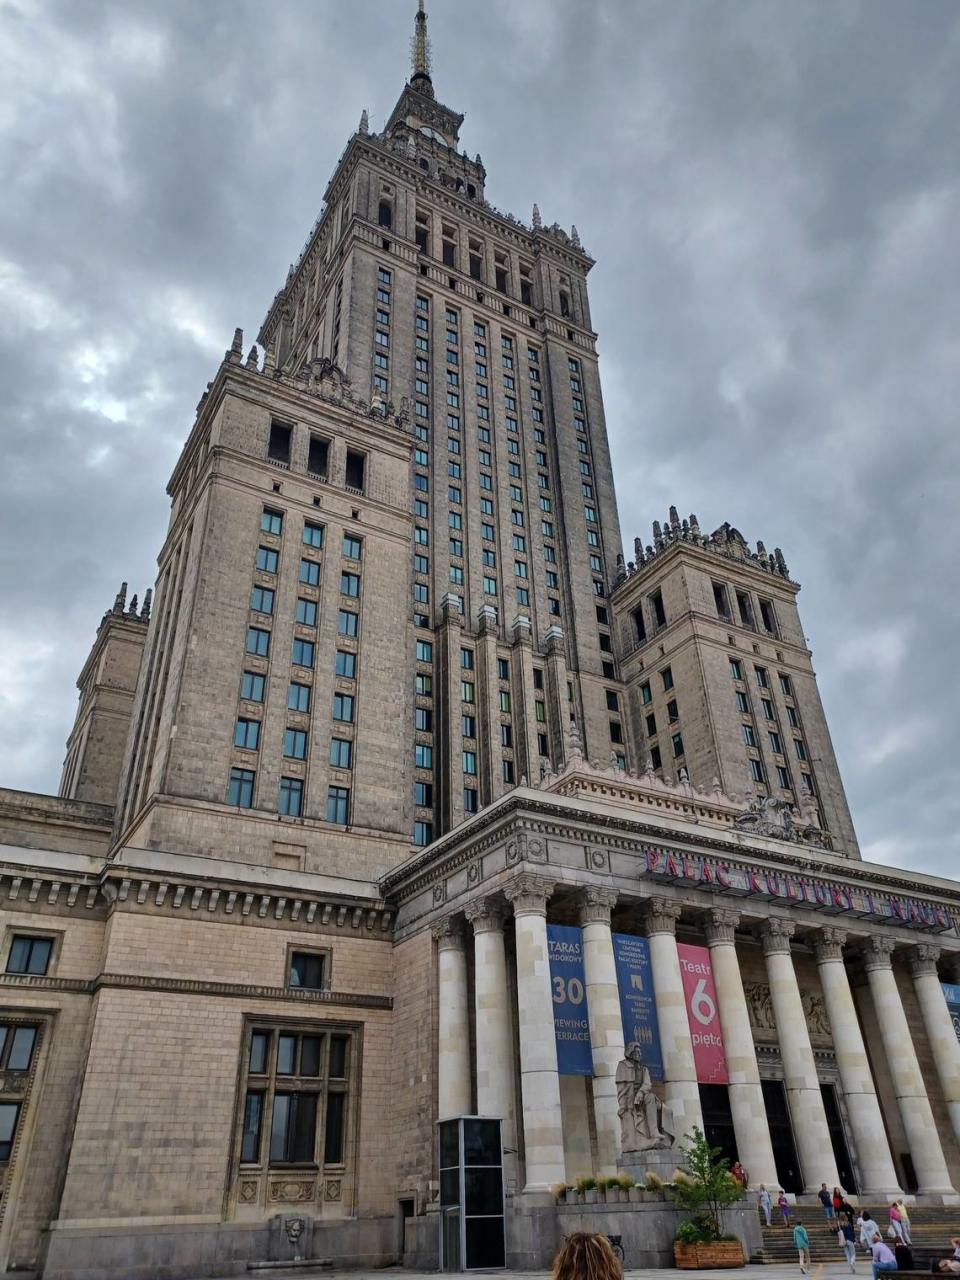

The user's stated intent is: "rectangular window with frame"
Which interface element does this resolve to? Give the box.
[242,671,266,703]
[329,738,353,769]
[5,937,53,976]
[279,776,303,817]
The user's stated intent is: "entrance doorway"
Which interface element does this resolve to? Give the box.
[398,1197,415,1260]
[761,1079,802,1193]
[820,1083,858,1195]
[699,1084,738,1167]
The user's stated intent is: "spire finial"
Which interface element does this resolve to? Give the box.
[410,0,434,96]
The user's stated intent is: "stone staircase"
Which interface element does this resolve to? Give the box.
[754,1207,960,1265]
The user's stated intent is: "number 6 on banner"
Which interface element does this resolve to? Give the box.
[689,978,716,1025]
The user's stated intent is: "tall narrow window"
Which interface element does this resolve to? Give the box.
[268,421,292,464]
[345,451,365,492]
[651,590,667,629]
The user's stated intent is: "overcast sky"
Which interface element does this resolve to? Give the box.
[1,0,957,879]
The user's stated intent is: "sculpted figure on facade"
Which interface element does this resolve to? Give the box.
[615,1041,674,1152]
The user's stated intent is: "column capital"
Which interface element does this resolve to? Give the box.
[503,873,555,917]
[643,896,682,936]
[812,926,848,962]
[908,943,941,978]
[760,918,796,956]
[432,915,466,951]
[704,907,740,946]
[862,934,896,972]
[578,886,618,926]
[464,897,507,934]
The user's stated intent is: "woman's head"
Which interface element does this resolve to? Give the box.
[552,1232,623,1280]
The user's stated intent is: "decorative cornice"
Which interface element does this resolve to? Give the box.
[0,972,391,1010]
[760,918,796,956]
[644,897,682,937]
[704,908,741,946]
[463,898,506,935]
[812,926,847,962]
[908,943,941,978]
[578,886,618,926]
[862,935,896,972]
[502,873,555,917]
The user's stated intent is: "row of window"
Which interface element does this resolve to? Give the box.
[228,769,350,824]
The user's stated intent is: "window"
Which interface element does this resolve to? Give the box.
[605,690,619,712]
[500,723,513,748]
[651,589,667,628]
[610,722,624,744]
[482,549,496,568]
[296,598,318,627]
[794,739,807,762]
[538,733,549,756]
[514,560,528,579]
[415,744,433,770]
[342,535,362,561]
[499,691,511,713]
[246,627,270,657]
[755,666,769,688]
[483,576,497,595]
[415,707,433,732]
[461,680,475,703]
[779,673,793,696]
[228,768,255,807]
[288,682,311,713]
[303,521,324,549]
[650,744,662,771]
[292,638,314,668]
[335,651,356,679]
[414,821,433,846]
[234,718,261,751]
[449,512,462,530]
[736,591,754,629]
[729,658,743,681]
[340,572,360,598]
[415,526,429,546]
[735,691,749,713]
[801,773,814,794]
[261,509,283,535]
[769,732,783,755]
[300,559,321,586]
[462,751,477,776]
[288,952,324,991]
[338,611,358,637]
[333,693,355,723]
[640,682,652,705]
[461,715,476,738]
[776,766,791,789]
[450,565,464,585]
[713,582,730,619]
[330,738,353,770]
[6,936,53,976]
[242,671,266,703]
[661,666,674,691]
[416,674,433,695]
[308,436,329,478]
[284,728,307,760]
[787,706,800,729]
[0,1024,37,1074]
[415,640,433,663]
[502,759,515,784]
[759,599,777,635]
[463,788,478,815]
[279,777,304,817]
[743,724,757,747]
[326,787,350,825]
[645,712,657,737]
[257,546,279,573]
[414,781,433,807]
[497,658,510,680]
[345,450,365,491]
[750,758,765,783]
[250,586,274,615]
[517,587,530,606]
[761,698,775,720]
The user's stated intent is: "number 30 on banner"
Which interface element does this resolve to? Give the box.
[552,976,584,1005]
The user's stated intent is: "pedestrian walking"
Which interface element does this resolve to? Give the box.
[819,1183,836,1220]
[779,1191,791,1226]
[894,1242,914,1271]
[794,1221,811,1274]
[758,1184,772,1228]
[895,1199,912,1245]
[833,1186,845,1217]
[870,1238,897,1280]
[859,1212,881,1253]
[838,1220,857,1272]
[841,1201,857,1227]
[731,1160,747,1188]
[888,1203,905,1243]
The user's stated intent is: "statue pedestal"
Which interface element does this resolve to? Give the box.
[619,1146,678,1186]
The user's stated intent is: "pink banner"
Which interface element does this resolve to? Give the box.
[676,942,728,1084]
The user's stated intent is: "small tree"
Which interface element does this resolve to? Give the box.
[668,1127,744,1241]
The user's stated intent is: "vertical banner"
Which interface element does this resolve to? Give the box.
[547,925,593,1076]
[613,933,664,1081]
[676,942,729,1084]
[943,983,960,1045]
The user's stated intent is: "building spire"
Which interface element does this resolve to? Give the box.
[410,0,434,98]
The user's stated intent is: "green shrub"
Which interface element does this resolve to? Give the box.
[667,1127,744,1242]
[575,1175,597,1192]
[645,1171,664,1190]
[617,1174,635,1190]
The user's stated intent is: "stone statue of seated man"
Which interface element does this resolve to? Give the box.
[616,1041,675,1152]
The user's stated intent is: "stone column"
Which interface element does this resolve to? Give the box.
[704,908,778,1188]
[811,927,901,1195]
[643,897,704,1145]
[464,898,517,1155]
[864,936,956,1196]
[579,886,624,1176]
[909,944,960,1150]
[503,873,565,1193]
[760,919,839,1192]
[434,917,472,1118]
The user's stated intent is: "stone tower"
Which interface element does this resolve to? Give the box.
[110,3,624,870]
[610,510,860,858]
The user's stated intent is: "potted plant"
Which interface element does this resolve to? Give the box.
[576,1174,598,1204]
[617,1173,638,1204]
[668,1128,746,1269]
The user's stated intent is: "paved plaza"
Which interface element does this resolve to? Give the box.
[253,1267,875,1280]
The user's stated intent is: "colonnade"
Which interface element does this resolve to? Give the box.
[433,879,960,1199]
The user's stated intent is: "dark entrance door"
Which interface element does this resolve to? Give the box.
[820,1083,858,1195]
[699,1084,738,1167]
[761,1079,802,1193]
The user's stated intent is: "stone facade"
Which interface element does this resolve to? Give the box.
[0,8,956,1280]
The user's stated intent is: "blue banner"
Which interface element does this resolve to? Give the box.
[944,983,960,1045]
[613,933,664,1082]
[547,925,593,1076]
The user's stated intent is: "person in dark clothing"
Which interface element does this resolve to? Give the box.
[894,1242,913,1271]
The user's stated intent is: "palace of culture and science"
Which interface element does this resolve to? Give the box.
[1,7,959,1278]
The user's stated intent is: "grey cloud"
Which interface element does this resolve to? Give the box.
[0,0,957,878]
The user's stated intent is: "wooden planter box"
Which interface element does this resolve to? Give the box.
[674,1240,745,1269]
